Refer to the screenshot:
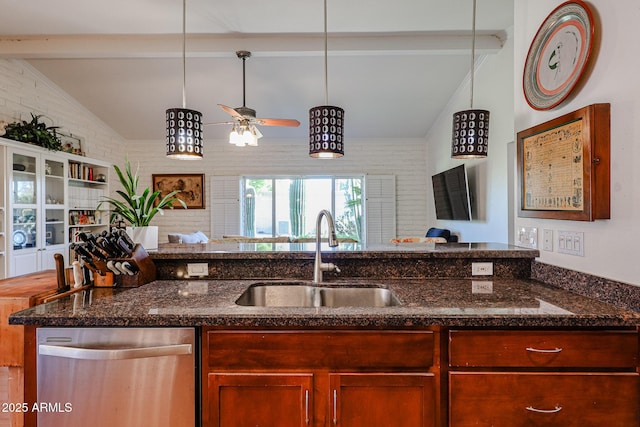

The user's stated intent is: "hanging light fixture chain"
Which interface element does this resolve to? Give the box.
[470,0,476,109]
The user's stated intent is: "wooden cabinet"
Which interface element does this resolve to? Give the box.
[209,373,313,427]
[203,330,438,427]
[448,329,640,427]
[0,271,58,427]
[330,373,435,427]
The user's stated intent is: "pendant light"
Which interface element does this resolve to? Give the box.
[166,0,203,159]
[309,0,344,159]
[451,0,489,159]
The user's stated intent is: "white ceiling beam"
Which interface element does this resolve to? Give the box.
[0,32,505,59]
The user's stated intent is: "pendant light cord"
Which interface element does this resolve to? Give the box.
[469,0,476,109]
[182,0,187,109]
[323,0,329,105]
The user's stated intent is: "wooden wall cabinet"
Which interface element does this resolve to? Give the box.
[203,330,438,427]
[448,329,640,426]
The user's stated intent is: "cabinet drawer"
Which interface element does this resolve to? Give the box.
[206,330,434,370]
[449,330,638,368]
[449,372,640,427]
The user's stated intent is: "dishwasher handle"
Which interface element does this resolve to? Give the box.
[39,343,192,360]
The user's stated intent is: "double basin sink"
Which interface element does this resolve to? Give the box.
[236,281,400,308]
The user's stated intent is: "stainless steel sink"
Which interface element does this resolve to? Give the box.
[235,282,400,308]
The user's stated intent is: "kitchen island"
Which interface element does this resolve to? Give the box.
[7,243,640,427]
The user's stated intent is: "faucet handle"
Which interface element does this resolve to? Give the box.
[325,263,340,273]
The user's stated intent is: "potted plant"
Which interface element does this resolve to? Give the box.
[2,113,64,151]
[97,158,186,250]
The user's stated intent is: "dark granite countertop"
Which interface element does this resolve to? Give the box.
[150,242,540,260]
[10,278,640,328]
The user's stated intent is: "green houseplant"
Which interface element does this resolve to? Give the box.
[98,158,186,250]
[98,158,187,226]
[2,113,63,151]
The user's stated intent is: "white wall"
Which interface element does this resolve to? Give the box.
[424,28,515,243]
[125,138,429,242]
[514,1,640,286]
[0,59,126,163]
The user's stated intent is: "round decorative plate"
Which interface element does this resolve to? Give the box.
[13,229,27,247]
[523,1,594,110]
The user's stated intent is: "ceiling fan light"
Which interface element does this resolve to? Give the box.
[247,127,259,146]
[451,109,490,159]
[309,105,344,159]
[242,128,256,146]
[166,108,203,159]
[229,126,242,145]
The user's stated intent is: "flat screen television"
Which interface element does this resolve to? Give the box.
[431,164,472,221]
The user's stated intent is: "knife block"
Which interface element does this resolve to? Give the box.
[115,244,157,287]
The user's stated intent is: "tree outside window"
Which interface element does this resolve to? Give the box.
[241,176,363,243]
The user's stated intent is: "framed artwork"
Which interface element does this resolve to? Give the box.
[523,0,595,110]
[517,104,610,221]
[58,131,84,155]
[152,173,204,209]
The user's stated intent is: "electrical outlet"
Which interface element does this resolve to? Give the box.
[516,227,538,249]
[472,262,493,276]
[557,231,584,256]
[187,262,209,277]
[472,281,493,294]
[543,229,553,252]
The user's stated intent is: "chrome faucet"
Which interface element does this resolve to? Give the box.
[313,209,340,283]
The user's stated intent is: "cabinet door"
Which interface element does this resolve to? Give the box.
[208,373,313,427]
[449,372,640,427]
[329,373,436,427]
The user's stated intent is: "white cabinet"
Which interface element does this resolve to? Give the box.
[0,138,110,278]
[67,157,110,245]
[9,148,67,276]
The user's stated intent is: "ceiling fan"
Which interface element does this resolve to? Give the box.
[208,50,300,146]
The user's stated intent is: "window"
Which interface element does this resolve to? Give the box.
[241,176,363,243]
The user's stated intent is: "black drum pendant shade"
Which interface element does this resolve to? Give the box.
[451,0,489,159]
[451,109,489,158]
[166,108,203,159]
[309,0,344,159]
[309,105,344,158]
[166,0,203,159]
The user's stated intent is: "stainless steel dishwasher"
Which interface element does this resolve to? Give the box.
[37,327,196,427]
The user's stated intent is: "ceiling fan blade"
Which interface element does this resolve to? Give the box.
[256,118,301,127]
[218,104,244,119]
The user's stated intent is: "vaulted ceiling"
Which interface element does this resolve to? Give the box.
[0,0,513,141]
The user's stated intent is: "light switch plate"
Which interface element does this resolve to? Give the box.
[557,231,584,256]
[516,227,538,249]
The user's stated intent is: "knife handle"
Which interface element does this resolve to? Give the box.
[54,253,68,292]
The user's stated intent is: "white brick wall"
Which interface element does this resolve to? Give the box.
[127,138,429,242]
[0,58,430,244]
[0,59,127,164]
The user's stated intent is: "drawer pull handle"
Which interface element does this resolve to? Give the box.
[333,389,338,425]
[305,389,310,425]
[525,347,563,353]
[526,405,563,413]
